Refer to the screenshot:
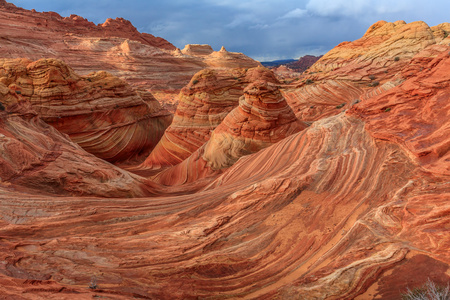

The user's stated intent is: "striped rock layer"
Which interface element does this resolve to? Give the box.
[0,92,150,197]
[279,21,450,124]
[0,20,449,300]
[141,67,279,170]
[0,1,260,102]
[308,20,450,82]
[0,58,172,162]
[152,78,306,186]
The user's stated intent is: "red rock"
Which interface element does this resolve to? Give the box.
[307,21,445,82]
[270,55,322,80]
[152,76,306,186]
[280,21,449,124]
[0,58,173,163]
[140,67,278,170]
[0,93,151,197]
[0,18,449,300]
[202,79,306,170]
[0,2,260,103]
[349,45,450,175]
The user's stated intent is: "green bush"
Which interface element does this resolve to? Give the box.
[394,56,400,62]
[192,79,199,85]
[305,79,314,85]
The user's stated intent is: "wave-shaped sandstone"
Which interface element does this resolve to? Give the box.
[152,77,306,186]
[0,89,151,197]
[0,15,449,300]
[140,67,279,171]
[0,58,173,162]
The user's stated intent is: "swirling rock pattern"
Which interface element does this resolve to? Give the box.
[203,80,306,170]
[141,67,278,170]
[0,2,260,102]
[0,95,150,197]
[0,19,449,300]
[278,21,449,125]
[0,58,173,162]
[308,20,448,81]
[152,77,306,186]
[282,79,363,121]
[1,112,447,298]
[350,45,450,176]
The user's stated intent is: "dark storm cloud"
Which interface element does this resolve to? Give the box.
[11,0,450,61]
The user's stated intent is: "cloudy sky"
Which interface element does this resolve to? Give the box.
[11,0,450,61]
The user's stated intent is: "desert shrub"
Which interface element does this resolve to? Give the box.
[368,81,380,87]
[444,31,449,38]
[0,102,5,111]
[336,103,345,109]
[385,107,391,112]
[192,79,199,85]
[89,276,98,289]
[401,279,449,300]
[368,74,376,80]
[305,79,314,85]
[394,56,400,61]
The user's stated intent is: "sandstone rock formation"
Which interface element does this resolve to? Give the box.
[181,44,214,56]
[140,67,278,170]
[0,58,172,163]
[308,20,449,82]
[0,88,151,197]
[202,80,306,170]
[350,45,450,176]
[0,16,449,300]
[152,77,306,186]
[282,20,450,123]
[0,1,260,103]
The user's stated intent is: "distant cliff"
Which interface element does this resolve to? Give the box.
[262,55,322,72]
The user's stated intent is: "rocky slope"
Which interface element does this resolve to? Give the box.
[0,1,260,103]
[0,18,449,300]
[282,20,450,123]
[307,20,450,81]
[0,58,173,163]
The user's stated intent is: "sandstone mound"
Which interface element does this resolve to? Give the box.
[152,77,306,186]
[0,58,172,162]
[0,89,150,197]
[203,80,306,169]
[140,67,278,170]
[308,20,449,82]
[0,2,261,102]
[280,21,450,124]
[181,44,214,56]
